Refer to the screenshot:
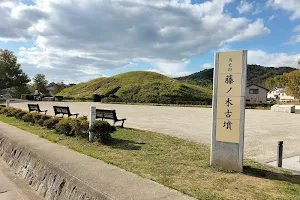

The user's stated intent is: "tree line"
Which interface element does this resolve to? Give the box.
[0,49,67,98]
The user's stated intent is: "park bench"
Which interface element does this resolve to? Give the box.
[96,109,126,127]
[28,104,47,114]
[53,106,79,118]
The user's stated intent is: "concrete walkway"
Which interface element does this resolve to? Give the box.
[10,101,300,162]
[0,122,195,200]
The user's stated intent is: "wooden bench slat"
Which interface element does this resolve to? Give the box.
[28,104,47,114]
[53,106,78,118]
[95,109,126,127]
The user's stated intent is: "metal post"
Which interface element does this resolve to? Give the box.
[277,141,283,168]
[5,99,10,108]
[89,106,96,142]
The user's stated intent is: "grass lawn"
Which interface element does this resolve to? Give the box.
[0,114,300,200]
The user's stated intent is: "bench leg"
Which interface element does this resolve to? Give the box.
[113,121,116,127]
[121,120,125,128]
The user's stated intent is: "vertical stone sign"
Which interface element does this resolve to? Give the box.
[210,50,247,172]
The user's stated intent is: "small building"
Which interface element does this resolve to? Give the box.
[279,88,295,101]
[246,84,268,103]
[267,87,285,100]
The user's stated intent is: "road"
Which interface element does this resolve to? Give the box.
[9,101,300,162]
[0,159,44,200]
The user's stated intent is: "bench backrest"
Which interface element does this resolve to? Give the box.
[53,106,71,115]
[28,104,40,112]
[96,109,117,120]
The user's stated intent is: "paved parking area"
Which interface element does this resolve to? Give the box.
[9,101,300,162]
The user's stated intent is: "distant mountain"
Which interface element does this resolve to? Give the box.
[58,71,212,104]
[176,65,296,88]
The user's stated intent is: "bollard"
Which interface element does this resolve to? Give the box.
[5,99,10,108]
[277,141,283,168]
[89,106,96,142]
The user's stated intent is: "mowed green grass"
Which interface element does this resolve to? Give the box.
[1,115,300,200]
[58,71,212,104]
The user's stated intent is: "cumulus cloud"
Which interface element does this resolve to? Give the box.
[248,50,300,67]
[237,0,253,14]
[269,15,276,21]
[227,19,270,42]
[285,35,300,45]
[1,0,270,80]
[201,63,213,69]
[267,0,300,20]
[294,25,300,32]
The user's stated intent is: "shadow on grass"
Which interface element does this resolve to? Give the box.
[243,165,300,185]
[107,137,146,151]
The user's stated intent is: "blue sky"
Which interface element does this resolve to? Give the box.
[0,0,300,83]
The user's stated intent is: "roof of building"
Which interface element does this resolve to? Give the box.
[246,84,269,91]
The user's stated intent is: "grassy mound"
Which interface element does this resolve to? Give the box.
[58,71,212,104]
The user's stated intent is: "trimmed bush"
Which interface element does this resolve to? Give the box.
[56,118,73,135]
[92,94,101,102]
[16,111,28,119]
[37,119,45,126]
[70,119,89,138]
[22,113,35,123]
[89,120,111,143]
[31,112,44,123]
[21,94,35,100]
[37,115,52,126]
[54,96,64,101]
[43,117,61,129]
[78,115,88,121]
[3,107,17,117]
[10,108,23,117]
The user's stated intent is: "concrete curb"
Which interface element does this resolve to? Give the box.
[0,122,195,200]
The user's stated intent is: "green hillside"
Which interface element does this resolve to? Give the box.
[58,71,212,104]
[176,65,296,88]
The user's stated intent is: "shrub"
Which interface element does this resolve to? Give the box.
[89,120,111,143]
[0,106,5,114]
[22,113,35,123]
[92,94,101,102]
[21,94,35,100]
[78,115,88,121]
[16,111,28,119]
[3,107,17,117]
[37,119,45,126]
[10,108,23,117]
[56,118,73,135]
[37,115,51,126]
[43,117,61,129]
[54,96,64,101]
[70,119,89,138]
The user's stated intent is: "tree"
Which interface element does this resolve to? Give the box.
[0,49,30,90]
[52,82,66,95]
[33,74,48,94]
[284,70,300,99]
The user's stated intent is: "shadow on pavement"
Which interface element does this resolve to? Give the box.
[243,165,300,185]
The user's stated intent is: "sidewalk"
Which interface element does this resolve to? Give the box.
[0,121,195,200]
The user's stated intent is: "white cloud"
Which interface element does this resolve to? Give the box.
[285,35,300,45]
[269,15,276,21]
[201,63,213,69]
[248,50,300,67]
[267,0,300,20]
[227,19,270,42]
[237,0,253,14]
[1,0,270,81]
[293,25,300,32]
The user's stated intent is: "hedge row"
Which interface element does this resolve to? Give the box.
[0,106,112,143]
